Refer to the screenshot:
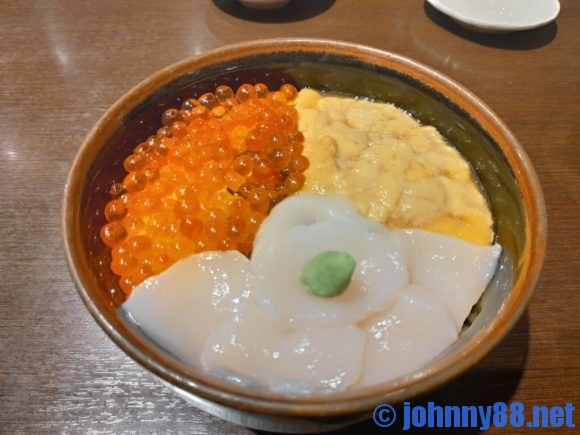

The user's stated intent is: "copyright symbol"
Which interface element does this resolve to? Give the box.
[373,404,397,428]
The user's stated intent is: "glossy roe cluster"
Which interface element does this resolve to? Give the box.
[100,83,308,293]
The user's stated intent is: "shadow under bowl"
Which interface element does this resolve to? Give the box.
[62,38,547,433]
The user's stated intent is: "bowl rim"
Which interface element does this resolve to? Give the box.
[62,37,547,417]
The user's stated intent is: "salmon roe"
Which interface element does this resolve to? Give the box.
[101,83,307,293]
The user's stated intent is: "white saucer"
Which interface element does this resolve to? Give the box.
[426,0,560,33]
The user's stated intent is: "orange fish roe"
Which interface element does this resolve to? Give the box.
[100,83,308,294]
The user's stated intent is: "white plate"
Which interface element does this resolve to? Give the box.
[426,0,560,33]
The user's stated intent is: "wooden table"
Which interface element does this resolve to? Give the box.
[1,0,578,433]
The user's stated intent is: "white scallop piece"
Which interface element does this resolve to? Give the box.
[426,0,560,33]
[254,194,376,246]
[394,229,501,331]
[201,304,366,394]
[252,196,409,328]
[357,284,458,387]
[122,251,254,364]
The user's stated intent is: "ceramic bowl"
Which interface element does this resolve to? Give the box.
[238,0,290,10]
[62,38,547,433]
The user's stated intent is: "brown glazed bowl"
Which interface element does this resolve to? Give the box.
[63,38,547,433]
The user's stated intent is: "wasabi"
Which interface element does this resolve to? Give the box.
[300,251,356,298]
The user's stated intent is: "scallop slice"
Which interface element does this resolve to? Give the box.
[357,284,458,387]
[201,304,366,394]
[252,214,408,328]
[122,251,254,364]
[394,229,501,330]
[254,194,365,246]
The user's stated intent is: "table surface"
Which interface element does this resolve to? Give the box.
[1,0,578,433]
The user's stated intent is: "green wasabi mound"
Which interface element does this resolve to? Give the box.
[300,250,356,298]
